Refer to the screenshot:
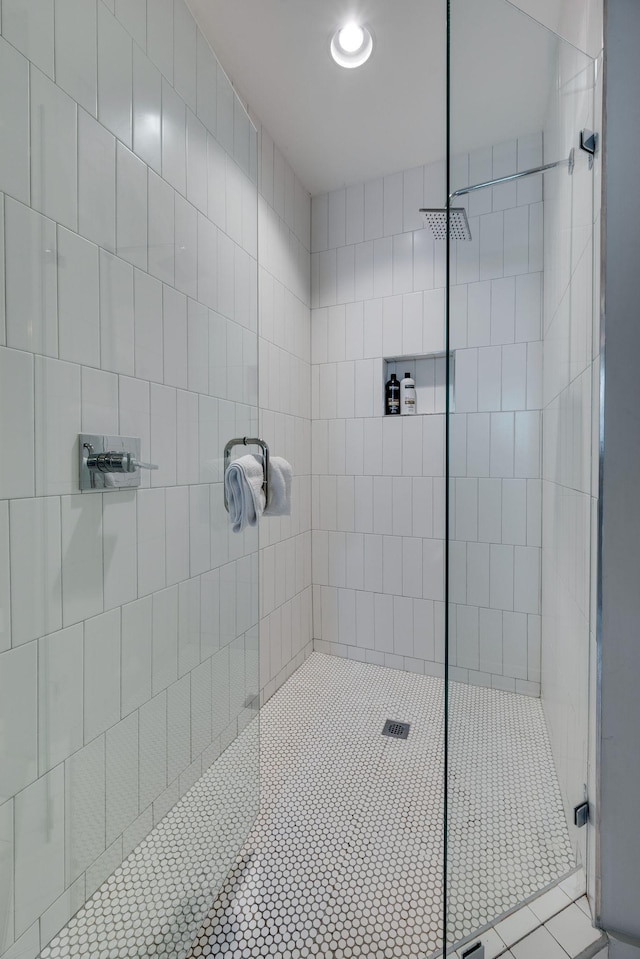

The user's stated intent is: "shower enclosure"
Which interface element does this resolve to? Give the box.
[446,0,599,950]
[0,0,601,957]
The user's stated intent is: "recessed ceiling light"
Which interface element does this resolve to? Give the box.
[330,21,373,69]
[338,23,364,53]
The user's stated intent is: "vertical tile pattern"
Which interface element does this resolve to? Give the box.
[0,798,14,951]
[38,625,84,774]
[30,67,77,231]
[0,348,35,499]
[97,3,132,148]
[0,8,290,959]
[0,37,30,204]
[14,766,65,937]
[2,0,54,78]
[57,229,100,367]
[84,610,121,742]
[9,498,60,645]
[54,0,97,116]
[0,645,38,801]
[61,495,103,625]
[78,110,116,253]
[115,144,147,270]
[35,357,81,496]
[64,738,106,885]
[132,45,162,173]
[256,119,313,700]
[0,504,9,653]
[311,139,543,690]
[105,713,139,845]
[121,597,153,716]
[5,199,58,358]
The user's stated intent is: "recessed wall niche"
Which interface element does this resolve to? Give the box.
[383,352,455,416]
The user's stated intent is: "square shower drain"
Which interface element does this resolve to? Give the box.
[382,719,410,739]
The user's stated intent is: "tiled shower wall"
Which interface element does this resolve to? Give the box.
[0,1,311,956]
[253,120,313,703]
[540,35,600,869]
[310,138,544,693]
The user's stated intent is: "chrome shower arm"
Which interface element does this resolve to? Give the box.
[449,148,575,201]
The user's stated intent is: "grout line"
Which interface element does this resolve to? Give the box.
[573,937,608,959]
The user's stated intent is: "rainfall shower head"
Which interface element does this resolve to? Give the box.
[420,207,472,241]
[420,143,580,242]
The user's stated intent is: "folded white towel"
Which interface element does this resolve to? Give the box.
[224,454,266,533]
[264,456,292,517]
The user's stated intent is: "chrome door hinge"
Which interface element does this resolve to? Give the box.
[580,129,599,169]
[574,801,590,828]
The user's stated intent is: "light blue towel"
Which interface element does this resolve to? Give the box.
[224,454,266,533]
[264,456,292,516]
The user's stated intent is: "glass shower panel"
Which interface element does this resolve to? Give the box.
[0,5,260,957]
[446,0,596,948]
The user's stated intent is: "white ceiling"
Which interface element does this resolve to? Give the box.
[186,0,580,196]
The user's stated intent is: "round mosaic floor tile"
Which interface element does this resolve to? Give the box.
[187,654,573,959]
[40,725,260,959]
[40,654,574,959]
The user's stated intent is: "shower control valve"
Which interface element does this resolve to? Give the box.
[84,447,158,474]
[79,433,157,491]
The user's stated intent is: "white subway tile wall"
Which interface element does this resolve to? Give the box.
[311,138,544,692]
[254,118,313,705]
[0,2,312,956]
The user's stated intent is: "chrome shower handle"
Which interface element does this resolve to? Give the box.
[84,447,158,474]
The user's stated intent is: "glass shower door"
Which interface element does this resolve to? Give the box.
[445,0,597,949]
[0,6,260,958]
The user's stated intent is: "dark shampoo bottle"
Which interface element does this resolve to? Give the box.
[385,373,401,415]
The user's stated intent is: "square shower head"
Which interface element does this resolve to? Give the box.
[420,207,472,240]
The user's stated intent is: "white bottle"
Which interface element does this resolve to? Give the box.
[400,372,416,415]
